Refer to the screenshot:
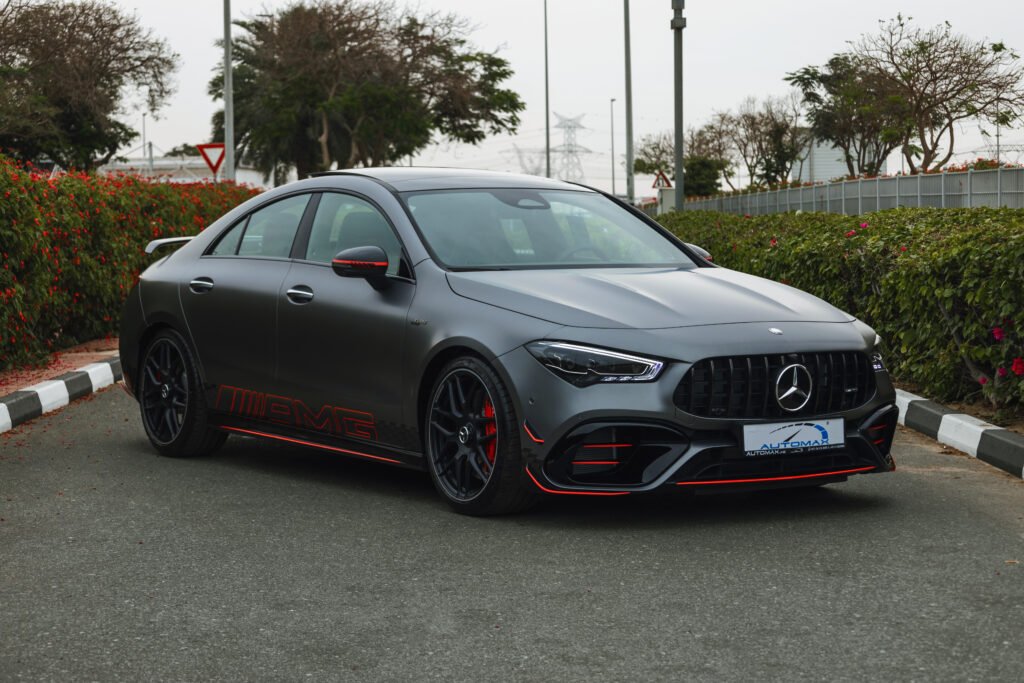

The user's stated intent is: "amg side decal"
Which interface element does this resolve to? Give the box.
[215,385,377,441]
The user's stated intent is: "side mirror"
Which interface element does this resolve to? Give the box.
[685,243,713,262]
[332,246,389,283]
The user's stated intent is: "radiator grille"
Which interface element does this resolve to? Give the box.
[674,352,876,419]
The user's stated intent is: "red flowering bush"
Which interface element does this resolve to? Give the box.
[0,156,261,370]
[659,207,1024,408]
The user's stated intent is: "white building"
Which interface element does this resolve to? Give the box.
[795,139,888,183]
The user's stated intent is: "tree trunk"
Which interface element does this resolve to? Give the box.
[295,157,313,181]
[318,109,331,171]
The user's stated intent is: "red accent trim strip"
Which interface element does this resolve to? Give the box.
[332,259,387,268]
[221,426,401,464]
[582,443,632,449]
[868,424,889,432]
[522,422,544,444]
[573,460,620,466]
[675,465,877,487]
[524,467,630,496]
[872,438,886,445]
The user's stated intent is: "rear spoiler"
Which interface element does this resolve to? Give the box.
[145,236,194,254]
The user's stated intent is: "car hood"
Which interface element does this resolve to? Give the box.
[446,267,853,329]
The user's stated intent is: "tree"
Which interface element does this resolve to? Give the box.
[682,157,726,197]
[786,54,907,177]
[210,0,524,180]
[725,99,765,187]
[631,131,727,195]
[756,94,812,185]
[632,131,674,178]
[720,96,809,188]
[0,0,177,169]
[688,115,736,190]
[853,15,1024,173]
[166,143,200,157]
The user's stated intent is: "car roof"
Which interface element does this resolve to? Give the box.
[315,167,593,193]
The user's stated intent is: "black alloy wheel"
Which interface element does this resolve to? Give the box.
[139,329,227,458]
[425,357,539,515]
[428,368,498,501]
[141,337,188,444]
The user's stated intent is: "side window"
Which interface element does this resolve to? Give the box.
[305,193,402,275]
[235,194,310,258]
[210,218,246,256]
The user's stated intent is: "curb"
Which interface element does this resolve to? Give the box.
[0,356,122,435]
[896,388,1024,480]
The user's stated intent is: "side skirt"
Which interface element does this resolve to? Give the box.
[210,414,426,471]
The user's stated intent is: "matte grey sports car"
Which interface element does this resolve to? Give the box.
[120,168,897,515]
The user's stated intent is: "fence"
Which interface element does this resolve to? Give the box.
[681,166,1024,215]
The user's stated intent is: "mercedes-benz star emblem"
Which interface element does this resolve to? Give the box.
[775,364,813,412]
[458,424,473,444]
[769,328,783,335]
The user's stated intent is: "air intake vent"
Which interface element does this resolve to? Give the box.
[674,352,876,419]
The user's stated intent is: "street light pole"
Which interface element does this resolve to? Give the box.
[544,0,551,178]
[671,1,686,209]
[223,0,235,182]
[610,98,616,196]
[623,0,634,203]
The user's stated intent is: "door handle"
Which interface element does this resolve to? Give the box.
[286,285,314,304]
[189,277,214,293]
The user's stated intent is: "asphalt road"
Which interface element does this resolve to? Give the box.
[2,387,1022,682]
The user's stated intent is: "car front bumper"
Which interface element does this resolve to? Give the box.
[498,344,897,496]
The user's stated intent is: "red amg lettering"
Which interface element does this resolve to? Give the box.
[215,385,378,441]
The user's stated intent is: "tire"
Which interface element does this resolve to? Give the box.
[138,328,227,458]
[424,356,540,516]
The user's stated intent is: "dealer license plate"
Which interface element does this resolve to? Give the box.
[742,419,844,456]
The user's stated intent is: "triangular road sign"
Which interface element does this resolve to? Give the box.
[197,143,226,175]
[652,170,672,189]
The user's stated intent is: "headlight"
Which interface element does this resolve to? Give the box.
[526,341,664,387]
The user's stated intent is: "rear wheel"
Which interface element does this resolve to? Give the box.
[139,329,226,458]
[425,357,539,515]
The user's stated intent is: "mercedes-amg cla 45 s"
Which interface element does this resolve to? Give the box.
[120,168,897,515]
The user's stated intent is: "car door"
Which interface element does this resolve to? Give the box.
[275,191,414,449]
[181,192,313,408]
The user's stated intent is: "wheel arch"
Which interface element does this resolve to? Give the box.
[135,318,206,395]
[415,341,498,442]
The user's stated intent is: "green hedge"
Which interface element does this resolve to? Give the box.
[659,208,1024,408]
[0,157,261,370]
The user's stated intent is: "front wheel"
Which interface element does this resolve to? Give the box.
[425,357,539,515]
[139,329,226,458]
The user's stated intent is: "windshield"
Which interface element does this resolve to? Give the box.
[402,189,695,270]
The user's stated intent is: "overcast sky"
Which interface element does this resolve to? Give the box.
[117,0,1024,193]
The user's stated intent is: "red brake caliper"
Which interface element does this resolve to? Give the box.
[483,398,497,463]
